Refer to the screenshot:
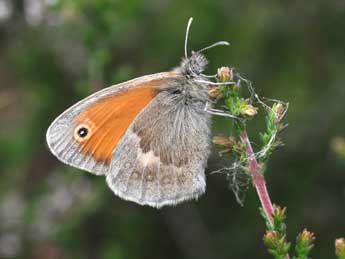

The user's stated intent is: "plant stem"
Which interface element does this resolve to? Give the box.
[239,130,274,225]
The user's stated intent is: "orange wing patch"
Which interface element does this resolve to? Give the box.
[74,81,161,165]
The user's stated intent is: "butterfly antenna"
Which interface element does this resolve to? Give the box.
[185,17,193,58]
[197,41,230,54]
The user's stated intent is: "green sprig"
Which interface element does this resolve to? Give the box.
[295,229,315,259]
[259,103,287,163]
[261,206,291,259]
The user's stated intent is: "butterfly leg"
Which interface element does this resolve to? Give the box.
[204,102,244,121]
[194,79,236,86]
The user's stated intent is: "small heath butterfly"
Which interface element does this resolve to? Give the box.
[46,18,230,208]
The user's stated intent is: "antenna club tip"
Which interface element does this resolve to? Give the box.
[185,17,194,58]
[187,17,194,25]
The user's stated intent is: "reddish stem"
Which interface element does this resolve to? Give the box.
[240,131,291,259]
[239,131,274,225]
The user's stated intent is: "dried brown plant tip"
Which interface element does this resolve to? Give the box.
[336,238,345,259]
[295,229,315,258]
[242,103,258,117]
[275,103,285,123]
[263,230,290,259]
[264,231,279,247]
[297,229,315,243]
[213,136,238,154]
[273,206,287,221]
[213,136,235,147]
[208,86,222,98]
[217,66,233,82]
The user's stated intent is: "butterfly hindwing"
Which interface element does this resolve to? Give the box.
[106,90,211,208]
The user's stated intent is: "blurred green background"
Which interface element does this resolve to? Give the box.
[1,0,345,258]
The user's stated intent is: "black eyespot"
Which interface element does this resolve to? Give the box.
[74,124,92,142]
[77,127,88,138]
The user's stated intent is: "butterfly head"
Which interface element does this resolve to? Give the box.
[179,51,208,77]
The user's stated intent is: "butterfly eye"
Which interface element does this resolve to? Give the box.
[74,124,91,142]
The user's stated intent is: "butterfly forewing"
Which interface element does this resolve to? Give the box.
[46,72,179,175]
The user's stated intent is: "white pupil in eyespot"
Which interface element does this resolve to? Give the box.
[77,127,88,138]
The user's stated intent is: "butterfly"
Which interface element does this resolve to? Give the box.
[46,17,230,208]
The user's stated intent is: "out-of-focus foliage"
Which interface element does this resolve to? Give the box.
[0,0,344,258]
